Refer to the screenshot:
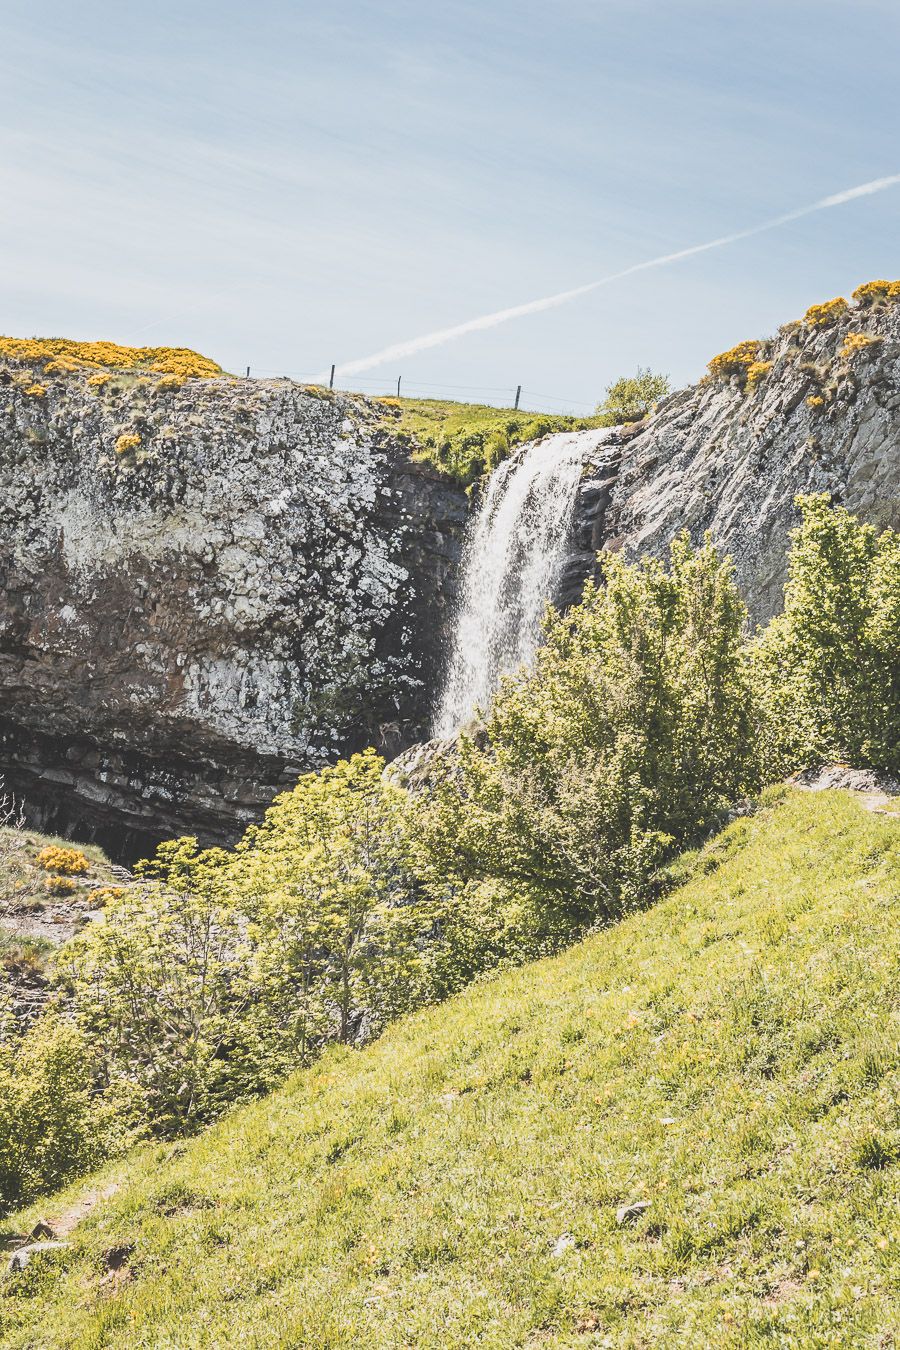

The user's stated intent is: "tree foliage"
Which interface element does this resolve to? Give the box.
[0,1009,133,1214]
[753,495,900,775]
[420,535,761,933]
[595,367,671,422]
[61,751,428,1135]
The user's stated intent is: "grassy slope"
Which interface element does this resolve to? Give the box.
[5,789,900,1348]
[0,827,117,978]
[379,397,607,485]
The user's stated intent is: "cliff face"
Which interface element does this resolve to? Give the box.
[2,298,898,856]
[569,299,900,620]
[0,369,467,856]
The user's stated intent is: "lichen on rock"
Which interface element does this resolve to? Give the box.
[0,367,467,855]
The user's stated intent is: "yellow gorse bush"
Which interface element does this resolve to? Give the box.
[85,886,127,906]
[707,341,762,381]
[115,433,142,456]
[0,336,223,379]
[851,279,900,306]
[804,298,848,327]
[746,360,773,388]
[37,845,89,875]
[841,332,880,359]
[44,875,78,896]
[23,383,46,398]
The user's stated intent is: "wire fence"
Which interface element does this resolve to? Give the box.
[242,366,598,415]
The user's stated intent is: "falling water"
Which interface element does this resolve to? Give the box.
[434,428,613,736]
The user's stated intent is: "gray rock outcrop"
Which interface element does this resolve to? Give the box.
[569,297,900,622]
[0,371,467,855]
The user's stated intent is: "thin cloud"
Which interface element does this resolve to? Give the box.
[332,174,900,379]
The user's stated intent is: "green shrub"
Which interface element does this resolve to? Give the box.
[62,751,427,1135]
[595,367,670,422]
[419,535,762,934]
[0,1011,130,1214]
[752,495,900,775]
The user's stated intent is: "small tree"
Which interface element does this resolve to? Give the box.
[596,367,671,423]
[59,866,258,1135]
[61,751,427,1135]
[232,749,425,1046]
[752,495,900,775]
[0,1008,130,1213]
[420,534,761,934]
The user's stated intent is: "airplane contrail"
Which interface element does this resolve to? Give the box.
[331,174,900,380]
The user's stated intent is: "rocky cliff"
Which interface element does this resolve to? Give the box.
[2,292,898,857]
[0,367,467,856]
[568,293,900,620]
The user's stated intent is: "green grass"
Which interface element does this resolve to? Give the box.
[0,828,118,975]
[5,788,900,1347]
[378,397,608,486]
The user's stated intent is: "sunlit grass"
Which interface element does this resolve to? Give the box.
[380,396,606,485]
[5,788,900,1346]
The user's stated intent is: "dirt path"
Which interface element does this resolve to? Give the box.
[48,1182,121,1238]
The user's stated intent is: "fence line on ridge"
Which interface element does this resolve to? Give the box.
[240,365,598,415]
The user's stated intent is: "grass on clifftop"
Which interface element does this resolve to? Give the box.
[5,788,900,1347]
[377,396,607,486]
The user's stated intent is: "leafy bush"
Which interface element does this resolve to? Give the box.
[840,332,880,359]
[851,279,900,306]
[0,1010,131,1214]
[43,875,76,897]
[60,862,265,1136]
[753,495,900,775]
[36,845,88,875]
[745,360,772,387]
[707,341,762,381]
[62,751,428,1134]
[419,535,761,934]
[803,298,848,327]
[594,367,670,422]
[114,433,142,457]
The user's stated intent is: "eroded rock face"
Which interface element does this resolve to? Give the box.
[0,371,467,856]
[570,301,900,622]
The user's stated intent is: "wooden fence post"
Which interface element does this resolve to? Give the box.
[514,385,521,410]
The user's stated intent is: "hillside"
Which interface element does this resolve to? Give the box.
[5,787,900,1347]
[0,819,121,1024]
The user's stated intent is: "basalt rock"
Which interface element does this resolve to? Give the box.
[569,301,900,621]
[0,371,467,858]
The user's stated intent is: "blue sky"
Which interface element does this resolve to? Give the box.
[2,0,899,412]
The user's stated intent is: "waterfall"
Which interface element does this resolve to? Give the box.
[434,428,613,737]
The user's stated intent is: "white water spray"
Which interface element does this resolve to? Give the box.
[435,428,614,736]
